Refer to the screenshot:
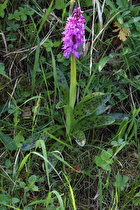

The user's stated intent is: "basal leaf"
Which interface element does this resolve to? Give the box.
[73,115,115,132]
[73,93,111,122]
[72,130,86,146]
[107,113,130,122]
[21,125,64,150]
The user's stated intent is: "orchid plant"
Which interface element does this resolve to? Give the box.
[62,8,85,139]
[61,8,128,146]
[7,7,129,151]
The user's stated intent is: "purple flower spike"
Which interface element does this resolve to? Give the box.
[62,8,85,59]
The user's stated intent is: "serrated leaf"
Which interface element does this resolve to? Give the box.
[113,22,130,41]
[113,21,122,30]
[114,174,129,191]
[118,28,130,41]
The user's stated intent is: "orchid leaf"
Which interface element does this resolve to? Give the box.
[72,130,86,146]
[73,93,111,122]
[73,115,115,132]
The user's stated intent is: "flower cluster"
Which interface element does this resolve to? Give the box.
[62,8,85,59]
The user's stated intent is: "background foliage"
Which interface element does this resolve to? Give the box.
[0,0,140,209]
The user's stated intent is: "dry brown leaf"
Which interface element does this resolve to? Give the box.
[112,21,130,42]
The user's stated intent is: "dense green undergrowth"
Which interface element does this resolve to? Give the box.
[0,0,140,209]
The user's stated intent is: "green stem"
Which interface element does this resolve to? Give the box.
[65,54,77,140]
[69,54,77,109]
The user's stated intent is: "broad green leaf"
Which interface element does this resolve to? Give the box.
[116,0,129,8]
[96,104,110,115]
[79,92,105,103]
[101,163,111,171]
[55,0,65,10]
[21,13,27,21]
[28,175,37,184]
[101,149,113,160]
[131,6,140,16]
[31,185,38,191]
[135,22,140,32]
[0,132,17,150]
[0,193,10,204]
[107,113,130,122]
[11,198,20,204]
[14,134,24,147]
[95,156,103,167]
[111,138,124,147]
[95,156,111,171]
[130,16,140,23]
[106,0,116,11]
[73,115,115,132]
[73,93,111,122]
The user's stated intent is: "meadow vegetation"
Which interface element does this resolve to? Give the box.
[0,0,140,209]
